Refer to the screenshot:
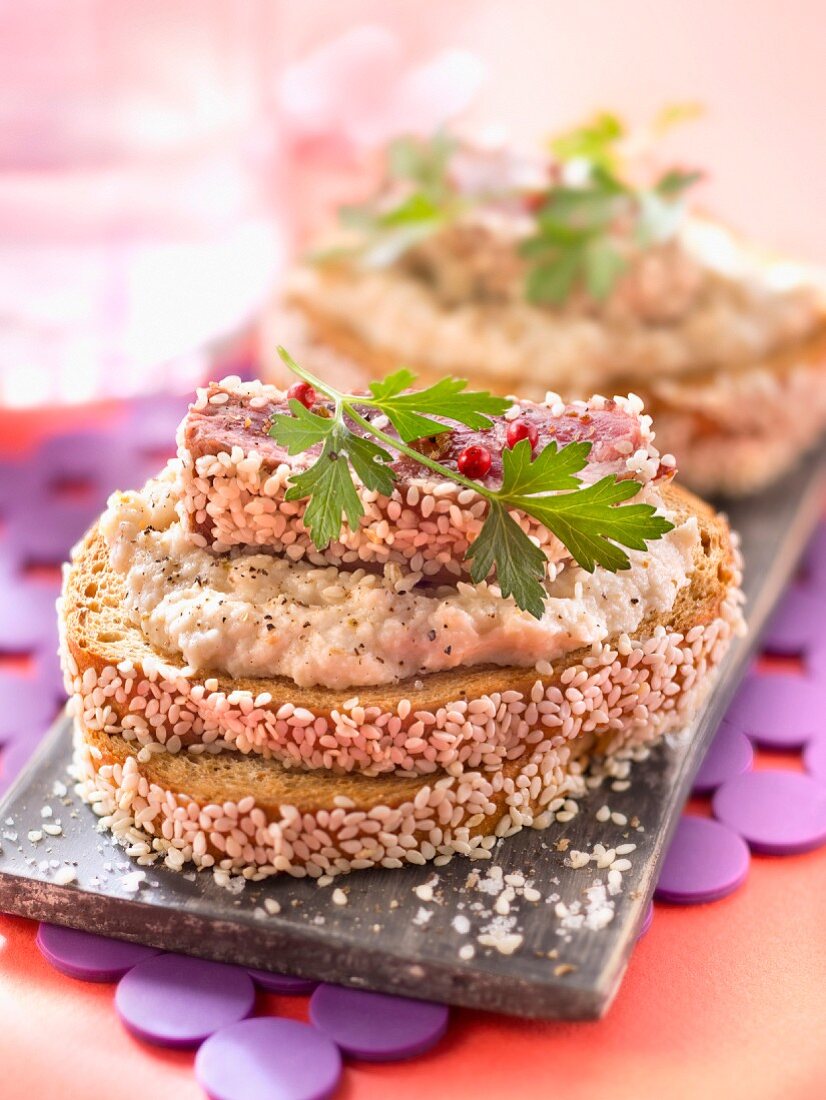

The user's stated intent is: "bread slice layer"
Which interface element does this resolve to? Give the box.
[61,484,743,778]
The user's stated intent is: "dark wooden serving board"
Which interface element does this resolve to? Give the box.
[1,455,823,1020]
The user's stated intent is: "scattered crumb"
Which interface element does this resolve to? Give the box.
[332,888,348,907]
[53,867,76,886]
[120,871,146,893]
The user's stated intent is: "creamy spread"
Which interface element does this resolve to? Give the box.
[101,464,699,690]
[291,216,824,392]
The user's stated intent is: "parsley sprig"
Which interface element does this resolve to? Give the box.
[333,132,466,267]
[521,109,703,304]
[269,348,674,619]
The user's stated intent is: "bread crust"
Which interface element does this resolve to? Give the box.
[61,484,743,778]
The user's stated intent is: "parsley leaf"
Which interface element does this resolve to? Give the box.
[466,501,548,620]
[524,109,702,305]
[269,399,335,454]
[324,132,463,269]
[551,112,625,172]
[502,470,674,573]
[344,432,396,497]
[284,434,365,549]
[368,374,511,442]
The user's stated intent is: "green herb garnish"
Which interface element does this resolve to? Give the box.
[521,108,703,305]
[269,348,674,619]
[329,131,465,267]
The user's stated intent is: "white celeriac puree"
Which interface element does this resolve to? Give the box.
[100,464,699,691]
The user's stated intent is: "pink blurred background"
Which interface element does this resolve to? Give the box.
[1,0,823,407]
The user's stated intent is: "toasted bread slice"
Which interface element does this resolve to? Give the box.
[74,719,593,878]
[61,483,743,778]
[273,295,826,497]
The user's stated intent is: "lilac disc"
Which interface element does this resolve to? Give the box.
[309,984,449,1062]
[692,722,754,794]
[247,968,318,994]
[636,901,654,939]
[0,675,58,742]
[713,770,826,854]
[37,923,161,982]
[195,1017,341,1100]
[0,572,59,648]
[115,953,255,1047]
[723,673,825,750]
[0,735,37,793]
[761,585,825,655]
[655,815,750,904]
[803,738,826,784]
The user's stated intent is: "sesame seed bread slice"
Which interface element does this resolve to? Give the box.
[73,718,590,878]
[274,297,826,497]
[61,483,743,778]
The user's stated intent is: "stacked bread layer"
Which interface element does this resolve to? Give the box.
[274,277,826,497]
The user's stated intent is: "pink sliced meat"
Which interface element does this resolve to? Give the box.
[178,379,668,575]
[184,386,655,487]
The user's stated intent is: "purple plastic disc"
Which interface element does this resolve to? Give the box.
[0,675,58,743]
[309,984,449,1062]
[0,572,59,649]
[692,722,754,794]
[713,770,826,854]
[0,735,37,793]
[115,953,255,1048]
[247,969,318,994]
[761,584,825,655]
[655,815,750,904]
[636,902,654,939]
[195,1017,341,1100]
[723,673,825,750]
[803,738,826,784]
[36,923,161,982]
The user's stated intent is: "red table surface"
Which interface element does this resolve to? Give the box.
[0,407,824,1100]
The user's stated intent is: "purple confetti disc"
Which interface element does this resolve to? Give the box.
[636,902,654,939]
[247,968,318,994]
[803,738,826,784]
[655,815,750,904]
[115,953,255,1048]
[36,923,161,982]
[761,584,826,655]
[309,984,449,1062]
[692,722,754,794]
[723,673,825,750]
[195,1017,342,1100]
[713,770,826,855]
